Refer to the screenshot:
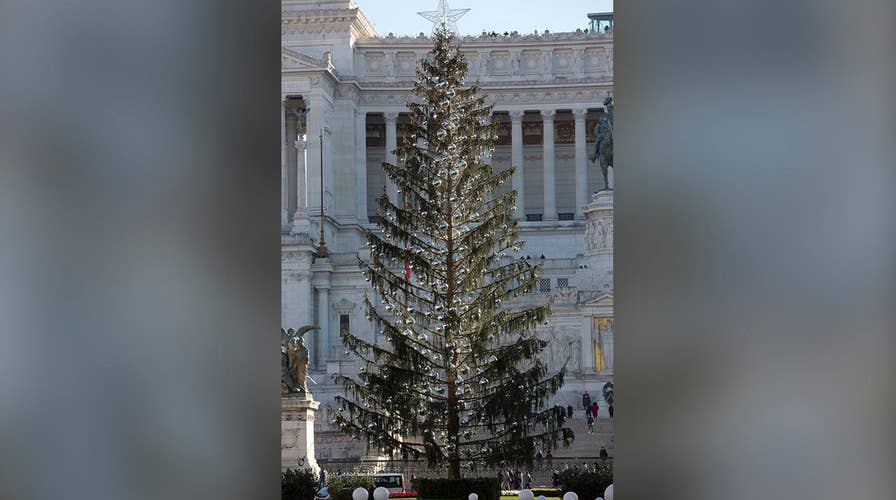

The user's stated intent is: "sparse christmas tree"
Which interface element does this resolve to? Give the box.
[332,27,572,479]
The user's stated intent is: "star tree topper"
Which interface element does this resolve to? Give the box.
[418,0,470,35]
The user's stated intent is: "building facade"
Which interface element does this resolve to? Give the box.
[281,0,614,462]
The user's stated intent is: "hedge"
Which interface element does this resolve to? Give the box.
[416,477,501,500]
[329,475,375,500]
[281,468,320,500]
[558,466,612,500]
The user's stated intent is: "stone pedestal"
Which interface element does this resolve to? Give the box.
[581,190,614,291]
[291,211,312,234]
[281,395,321,475]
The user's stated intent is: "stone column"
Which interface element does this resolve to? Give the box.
[294,134,307,214]
[541,109,558,221]
[384,112,399,204]
[312,258,333,365]
[510,110,525,220]
[482,113,493,203]
[305,97,324,217]
[292,105,310,233]
[281,97,289,227]
[582,315,595,373]
[574,108,589,219]
[355,109,368,223]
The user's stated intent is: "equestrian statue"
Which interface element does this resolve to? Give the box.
[589,95,614,191]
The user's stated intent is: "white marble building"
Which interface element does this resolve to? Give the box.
[281,0,614,462]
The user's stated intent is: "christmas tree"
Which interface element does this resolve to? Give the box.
[331,27,572,479]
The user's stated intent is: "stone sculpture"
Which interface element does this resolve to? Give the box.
[589,95,614,191]
[281,326,318,396]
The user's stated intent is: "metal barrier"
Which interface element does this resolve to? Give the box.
[317,457,613,487]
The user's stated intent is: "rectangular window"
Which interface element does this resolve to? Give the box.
[557,278,569,288]
[526,214,543,222]
[558,212,575,220]
[539,278,552,293]
[340,314,350,334]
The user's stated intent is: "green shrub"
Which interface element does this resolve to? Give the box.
[558,466,612,500]
[416,477,501,500]
[282,468,320,500]
[329,475,375,500]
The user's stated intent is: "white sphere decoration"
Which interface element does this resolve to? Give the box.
[563,492,578,500]
[518,489,534,500]
[373,487,389,500]
[469,494,478,500]
[603,484,613,500]
[352,487,369,500]
[538,496,547,500]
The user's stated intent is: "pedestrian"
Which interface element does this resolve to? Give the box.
[515,469,522,489]
[587,411,594,434]
[524,470,532,489]
[566,404,574,419]
[585,404,592,418]
[582,390,591,410]
[592,401,599,418]
[600,446,609,459]
[319,468,328,486]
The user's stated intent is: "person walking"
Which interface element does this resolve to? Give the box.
[592,401,599,418]
[524,470,532,489]
[599,446,609,459]
[566,404,574,419]
[587,411,594,434]
[582,391,591,410]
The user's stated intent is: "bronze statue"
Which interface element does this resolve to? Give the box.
[589,95,614,191]
[281,326,318,396]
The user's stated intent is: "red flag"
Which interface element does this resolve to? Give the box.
[404,260,411,282]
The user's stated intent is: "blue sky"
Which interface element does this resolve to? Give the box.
[355,0,614,37]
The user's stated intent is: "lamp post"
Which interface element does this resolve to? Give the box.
[316,129,329,259]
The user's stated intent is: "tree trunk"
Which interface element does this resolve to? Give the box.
[448,457,461,479]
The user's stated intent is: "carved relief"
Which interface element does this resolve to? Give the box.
[551,286,578,306]
[585,216,613,251]
[384,52,396,79]
[489,51,511,76]
[396,51,418,77]
[552,49,574,74]
[520,50,542,76]
[585,47,610,73]
[542,326,581,373]
[364,52,386,76]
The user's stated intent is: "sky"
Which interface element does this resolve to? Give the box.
[354,0,614,37]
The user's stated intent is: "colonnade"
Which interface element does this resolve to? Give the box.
[282,97,598,226]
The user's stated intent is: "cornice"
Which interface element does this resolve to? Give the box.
[281,7,377,40]
[356,29,612,49]
[345,76,613,91]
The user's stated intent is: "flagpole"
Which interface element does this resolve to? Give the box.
[316,129,329,258]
